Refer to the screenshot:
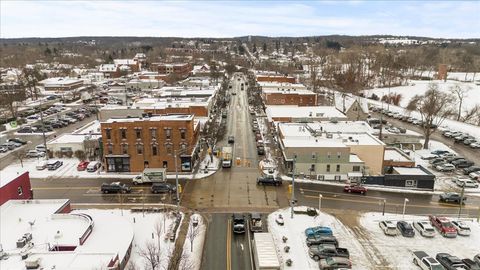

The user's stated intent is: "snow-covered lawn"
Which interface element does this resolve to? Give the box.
[359,212,480,270]
[180,214,206,270]
[267,206,372,269]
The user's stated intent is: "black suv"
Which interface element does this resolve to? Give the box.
[436,253,467,270]
[396,221,415,237]
[257,175,282,186]
[151,183,176,194]
[232,214,246,234]
[464,166,480,175]
[228,136,235,144]
[101,182,132,194]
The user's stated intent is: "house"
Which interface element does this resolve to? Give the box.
[0,171,32,206]
[100,114,201,173]
[334,93,369,121]
[191,64,211,76]
[114,59,140,72]
[99,64,120,78]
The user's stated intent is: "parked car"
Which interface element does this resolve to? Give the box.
[464,166,480,175]
[460,179,479,188]
[452,159,475,168]
[439,192,467,204]
[227,135,235,144]
[305,226,333,238]
[151,183,176,194]
[469,172,480,180]
[379,220,398,236]
[306,235,339,247]
[77,161,90,171]
[257,175,282,186]
[47,160,63,171]
[318,256,352,269]
[412,251,444,270]
[8,138,27,145]
[436,164,456,172]
[462,259,480,270]
[429,216,457,238]
[0,146,8,153]
[35,161,47,170]
[343,184,367,195]
[413,221,435,238]
[397,221,415,237]
[475,254,480,265]
[87,161,101,172]
[436,253,467,270]
[101,182,131,194]
[26,150,45,158]
[308,244,349,261]
[451,220,471,236]
[257,145,265,155]
[35,144,47,152]
[431,150,449,155]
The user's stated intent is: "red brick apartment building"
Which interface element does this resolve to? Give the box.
[263,91,317,106]
[152,63,192,78]
[256,75,296,84]
[0,171,32,206]
[101,115,200,173]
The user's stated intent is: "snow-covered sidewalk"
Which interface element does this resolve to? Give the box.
[179,214,206,270]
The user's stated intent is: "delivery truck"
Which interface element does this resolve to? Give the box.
[132,168,167,184]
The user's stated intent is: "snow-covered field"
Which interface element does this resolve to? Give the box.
[360,212,480,270]
[267,206,372,269]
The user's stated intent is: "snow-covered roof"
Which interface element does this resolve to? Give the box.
[99,64,117,72]
[334,93,369,114]
[384,148,412,162]
[0,170,28,188]
[114,59,137,65]
[266,105,347,121]
[39,77,83,86]
[47,133,101,145]
[392,166,430,175]
[103,114,194,123]
[253,233,280,268]
[307,121,374,134]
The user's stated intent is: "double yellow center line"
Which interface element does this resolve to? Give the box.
[226,218,232,270]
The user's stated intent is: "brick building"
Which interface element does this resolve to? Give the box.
[152,63,192,78]
[262,90,317,106]
[101,114,200,173]
[256,74,296,84]
[0,171,32,206]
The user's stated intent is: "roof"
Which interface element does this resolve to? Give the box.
[0,170,28,188]
[47,133,101,145]
[253,233,280,268]
[39,77,83,86]
[114,59,137,65]
[392,166,429,175]
[103,114,194,123]
[384,148,412,162]
[334,93,369,114]
[266,105,347,121]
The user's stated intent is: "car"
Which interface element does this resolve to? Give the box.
[305,226,333,238]
[436,163,455,172]
[318,256,352,269]
[436,253,467,270]
[464,166,480,175]
[397,221,415,237]
[379,220,398,236]
[308,244,349,261]
[232,213,246,234]
[470,143,480,149]
[35,161,47,170]
[439,192,466,204]
[35,144,47,152]
[431,150,449,155]
[101,182,131,194]
[151,183,176,194]
[462,259,480,270]
[452,159,475,168]
[343,184,367,195]
[257,145,265,155]
[8,138,27,145]
[469,172,480,180]
[275,214,284,226]
[460,179,479,188]
[430,158,446,165]
[439,152,456,158]
[0,146,8,153]
[257,175,282,186]
[475,255,480,265]
[412,251,444,270]
[413,221,435,238]
[227,136,235,144]
[47,160,63,171]
[87,161,101,172]
[451,220,471,236]
[429,216,457,238]
[306,235,339,247]
[77,161,90,171]
[26,150,45,158]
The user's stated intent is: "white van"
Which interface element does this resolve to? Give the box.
[87,161,101,172]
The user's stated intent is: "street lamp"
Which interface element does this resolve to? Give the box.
[382,199,386,216]
[174,150,180,211]
[318,194,323,213]
[402,198,409,219]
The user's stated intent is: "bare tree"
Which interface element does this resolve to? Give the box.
[138,240,160,270]
[449,84,471,121]
[12,149,28,168]
[462,105,479,124]
[154,216,165,251]
[187,219,200,252]
[407,83,455,149]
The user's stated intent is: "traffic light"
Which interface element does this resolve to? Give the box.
[177,184,182,194]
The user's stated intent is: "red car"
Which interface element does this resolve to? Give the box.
[343,184,367,195]
[429,215,457,238]
[77,161,90,171]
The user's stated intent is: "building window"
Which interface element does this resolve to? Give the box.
[337,152,341,159]
[120,129,127,139]
[152,144,158,156]
[17,186,23,196]
[136,143,143,155]
[122,143,128,155]
[353,166,360,172]
[135,128,142,139]
[327,152,331,159]
[180,129,186,140]
[336,164,340,172]
[405,180,417,187]
[311,153,316,160]
[105,129,111,140]
[310,164,315,171]
[107,144,113,154]
[326,164,330,172]
[150,128,157,140]
[165,128,172,140]
[181,144,187,151]
[166,144,172,154]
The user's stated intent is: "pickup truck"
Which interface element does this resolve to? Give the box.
[308,244,349,261]
[429,216,457,238]
[249,213,263,232]
[412,251,444,270]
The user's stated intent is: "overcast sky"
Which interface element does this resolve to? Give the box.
[1,1,479,39]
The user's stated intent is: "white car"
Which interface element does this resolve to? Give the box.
[440,152,456,158]
[469,172,480,180]
[462,180,479,188]
[455,178,470,186]
[413,221,435,238]
[379,221,398,236]
[436,163,456,172]
[451,220,471,236]
[26,150,45,158]
[35,144,47,152]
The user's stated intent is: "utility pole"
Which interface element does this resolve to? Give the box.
[290,155,296,219]
[174,150,180,212]
[458,184,465,219]
[38,97,49,160]
[402,198,409,219]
